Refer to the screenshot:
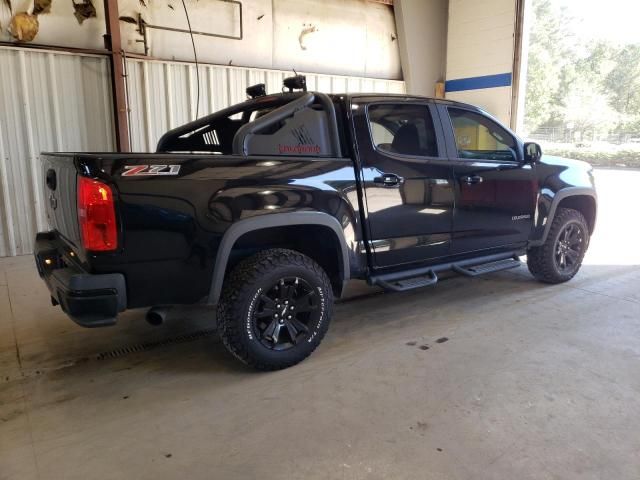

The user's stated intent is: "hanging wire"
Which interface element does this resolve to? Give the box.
[181,0,200,120]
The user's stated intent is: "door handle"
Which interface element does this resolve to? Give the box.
[373,173,404,187]
[461,175,483,185]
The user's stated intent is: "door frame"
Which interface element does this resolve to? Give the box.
[434,102,536,254]
[350,96,455,270]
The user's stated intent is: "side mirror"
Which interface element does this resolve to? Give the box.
[524,142,542,164]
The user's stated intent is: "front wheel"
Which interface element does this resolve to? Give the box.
[217,248,333,370]
[527,207,589,284]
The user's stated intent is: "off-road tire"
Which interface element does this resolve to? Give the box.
[527,207,589,284]
[217,248,333,371]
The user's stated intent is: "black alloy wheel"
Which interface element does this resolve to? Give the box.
[554,222,585,274]
[253,277,319,351]
[527,207,590,284]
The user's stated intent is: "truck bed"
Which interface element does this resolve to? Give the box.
[40,152,360,309]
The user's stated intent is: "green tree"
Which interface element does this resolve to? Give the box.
[524,0,575,132]
[562,78,618,139]
[525,0,640,138]
[605,44,640,128]
[557,41,618,138]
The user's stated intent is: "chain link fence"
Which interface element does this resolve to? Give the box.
[529,127,640,146]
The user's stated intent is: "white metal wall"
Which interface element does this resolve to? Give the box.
[393,0,448,97]
[0,47,115,257]
[445,0,516,124]
[1,0,401,80]
[124,58,406,152]
[0,49,404,257]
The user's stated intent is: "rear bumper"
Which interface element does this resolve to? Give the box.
[34,232,127,327]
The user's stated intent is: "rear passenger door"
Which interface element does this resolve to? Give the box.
[439,105,537,254]
[353,99,454,268]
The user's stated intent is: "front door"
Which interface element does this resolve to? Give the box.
[440,105,537,254]
[354,100,455,268]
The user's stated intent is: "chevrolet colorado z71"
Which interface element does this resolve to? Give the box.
[34,77,597,370]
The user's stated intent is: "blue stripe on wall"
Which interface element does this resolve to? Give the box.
[445,73,512,92]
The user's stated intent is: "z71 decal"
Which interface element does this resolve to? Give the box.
[122,165,181,177]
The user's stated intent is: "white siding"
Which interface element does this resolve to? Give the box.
[124,58,406,152]
[0,48,404,257]
[0,47,114,257]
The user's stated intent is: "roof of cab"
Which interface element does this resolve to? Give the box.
[238,91,482,113]
[338,92,483,111]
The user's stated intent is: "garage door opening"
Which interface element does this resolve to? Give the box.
[522,0,640,266]
[523,0,640,169]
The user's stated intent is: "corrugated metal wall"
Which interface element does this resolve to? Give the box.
[124,58,406,151]
[0,48,405,257]
[0,47,114,257]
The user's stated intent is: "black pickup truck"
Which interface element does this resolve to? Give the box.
[35,77,597,370]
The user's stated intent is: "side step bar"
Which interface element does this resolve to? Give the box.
[376,270,438,292]
[369,252,522,293]
[452,257,521,277]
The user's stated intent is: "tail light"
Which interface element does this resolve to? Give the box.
[77,176,118,251]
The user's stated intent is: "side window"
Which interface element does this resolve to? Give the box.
[448,108,517,161]
[367,104,438,157]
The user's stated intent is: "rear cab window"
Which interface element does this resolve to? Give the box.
[367,104,439,158]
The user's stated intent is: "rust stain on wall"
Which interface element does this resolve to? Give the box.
[298,24,317,51]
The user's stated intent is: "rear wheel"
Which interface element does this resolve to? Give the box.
[217,248,333,370]
[527,208,589,284]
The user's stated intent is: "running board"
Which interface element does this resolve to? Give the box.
[452,257,521,277]
[369,252,523,293]
[376,271,438,292]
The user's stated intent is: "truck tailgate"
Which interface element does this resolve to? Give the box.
[42,153,81,248]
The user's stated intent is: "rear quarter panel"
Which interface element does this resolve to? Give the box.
[76,154,361,308]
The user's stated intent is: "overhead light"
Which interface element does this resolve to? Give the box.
[246,83,266,99]
[283,75,307,92]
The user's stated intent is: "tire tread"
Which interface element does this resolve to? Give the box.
[527,207,589,284]
[217,248,333,371]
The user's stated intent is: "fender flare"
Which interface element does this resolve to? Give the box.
[529,187,597,247]
[207,212,350,305]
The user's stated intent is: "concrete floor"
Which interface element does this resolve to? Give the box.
[1,169,639,480]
